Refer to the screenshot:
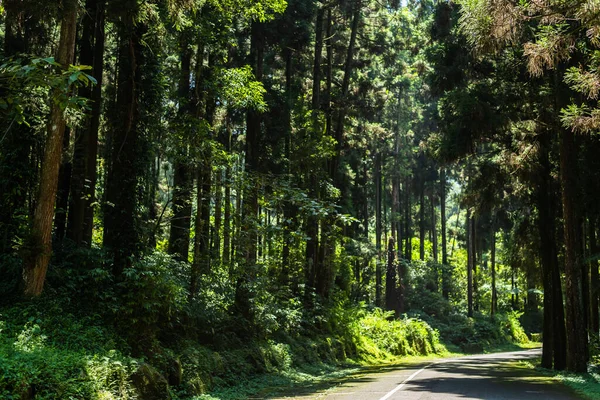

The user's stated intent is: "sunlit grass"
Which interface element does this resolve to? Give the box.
[519,356,600,399]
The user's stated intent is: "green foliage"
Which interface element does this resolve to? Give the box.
[217,66,267,111]
[355,309,443,358]
[0,316,137,399]
[0,56,95,127]
[212,0,287,22]
[428,311,529,348]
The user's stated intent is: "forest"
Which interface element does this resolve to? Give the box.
[1,0,600,398]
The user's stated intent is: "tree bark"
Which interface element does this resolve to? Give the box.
[67,0,105,247]
[467,211,474,317]
[590,217,599,336]
[168,36,193,261]
[386,237,398,314]
[23,0,78,296]
[212,168,223,262]
[441,168,449,299]
[304,3,324,295]
[431,188,438,264]
[491,226,497,316]
[375,151,383,307]
[234,21,263,318]
[560,127,588,372]
[223,117,232,267]
[54,127,72,242]
[405,178,412,260]
[103,12,143,275]
[419,174,425,261]
[473,216,479,312]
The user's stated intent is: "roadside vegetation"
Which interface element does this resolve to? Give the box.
[1,0,599,399]
[0,247,532,399]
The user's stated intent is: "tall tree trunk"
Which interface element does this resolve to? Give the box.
[392,166,400,257]
[213,168,223,262]
[582,219,590,340]
[304,5,324,296]
[234,22,263,319]
[103,13,143,275]
[168,162,192,261]
[67,0,105,247]
[281,48,294,282]
[473,217,479,312]
[223,117,232,267]
[431,189,438,264]
[419,176,425,261]
[191,157,212,297]
[405,179,412,260]
[560,126,588,372]
[386,237,397,313]
[590,217,599,336]
[375,151,383,307]
[440,168,449,299]
[54,127,72,242]
[168,37,194,261]
[332,0,360,182]
[491,226,497,316]
[467,211,474,317]
[23,0,78,296]
[1,2,38,255]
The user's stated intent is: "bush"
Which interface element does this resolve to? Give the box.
[430,311,528,346]
[349,308,443,359]
[0,318,137,399]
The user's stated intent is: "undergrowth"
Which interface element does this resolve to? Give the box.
[0,249,531,399]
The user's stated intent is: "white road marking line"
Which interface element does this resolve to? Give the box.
[377,350,542,400]
[378,364,432,400]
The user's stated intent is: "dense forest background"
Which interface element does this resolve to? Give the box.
[2,0,600,398]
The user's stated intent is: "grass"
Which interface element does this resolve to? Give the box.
[483,341,542,353]
[555,370,600,400]
[518,356,600,400]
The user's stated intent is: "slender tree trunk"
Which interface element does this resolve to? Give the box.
[491,226,497,316]
[332,0,360,181]
[213,168,223,262]
[392,169,400,256]
[441,168,449,299]
[560,126,588,372]
[405,179,412,260]
[196,61,216,277]
[168,37,194,261]
[386,237,397,313]
[0,2,33,255]
[103,14,143,275]
[473,217,479,312]
[223,118,232,267]
[54,127,72,242]
[235,22,263,318]
[467,211,474,317]
[281,49,294,282]
[67,0,105,247]
[168,162,192,261]
[304,5,324,296]
[375,151,383,307]
[582,219,590,339]
[419,176,425,261]
[590,217,599,336]
[23,0,78,296]
[431,189,438,264]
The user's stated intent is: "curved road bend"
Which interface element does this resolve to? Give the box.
[269,349,581,399]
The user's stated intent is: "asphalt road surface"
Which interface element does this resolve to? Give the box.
[270,349,581,399]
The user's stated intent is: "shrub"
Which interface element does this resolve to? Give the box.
[352,308,443,359]
[0,318,137,399]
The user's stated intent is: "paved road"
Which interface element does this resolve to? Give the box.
[270,349,581,399]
